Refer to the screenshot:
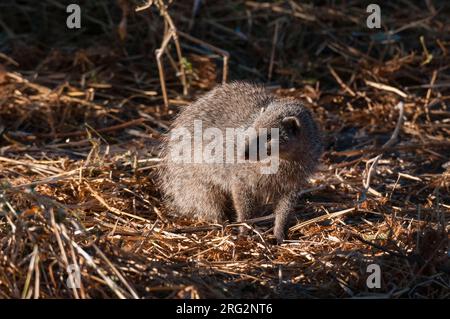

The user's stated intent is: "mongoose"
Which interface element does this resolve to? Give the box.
[158,82,322,243]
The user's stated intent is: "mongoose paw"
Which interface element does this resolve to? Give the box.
[239,225,250,236]
[274,228,286,245]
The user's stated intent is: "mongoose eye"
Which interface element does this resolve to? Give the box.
[281,116,301,137]
[244,131,272,161]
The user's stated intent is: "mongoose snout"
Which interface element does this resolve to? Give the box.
[158,82,323,243]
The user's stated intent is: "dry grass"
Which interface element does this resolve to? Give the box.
[0,0,449,298]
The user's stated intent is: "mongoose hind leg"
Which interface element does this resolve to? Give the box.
[189,185,229,223]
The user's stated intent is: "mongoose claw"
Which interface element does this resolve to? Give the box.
[238,225,250,236]
[274,228,286,245]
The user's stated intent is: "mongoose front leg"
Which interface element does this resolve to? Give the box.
[273,192,298,244]
[231,184,257,235]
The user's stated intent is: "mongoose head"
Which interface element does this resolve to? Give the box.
[248,99,323,164]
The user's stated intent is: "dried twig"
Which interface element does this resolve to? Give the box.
[362,102,405,194]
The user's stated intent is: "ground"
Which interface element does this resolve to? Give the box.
[0,0,449,298]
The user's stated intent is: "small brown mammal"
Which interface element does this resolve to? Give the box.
[158,82,322,243]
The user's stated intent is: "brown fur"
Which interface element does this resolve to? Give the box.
[158,82,322,243]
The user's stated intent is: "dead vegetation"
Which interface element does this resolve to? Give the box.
[0,0,449,298]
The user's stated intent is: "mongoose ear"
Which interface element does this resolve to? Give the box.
[282,116,301,136]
